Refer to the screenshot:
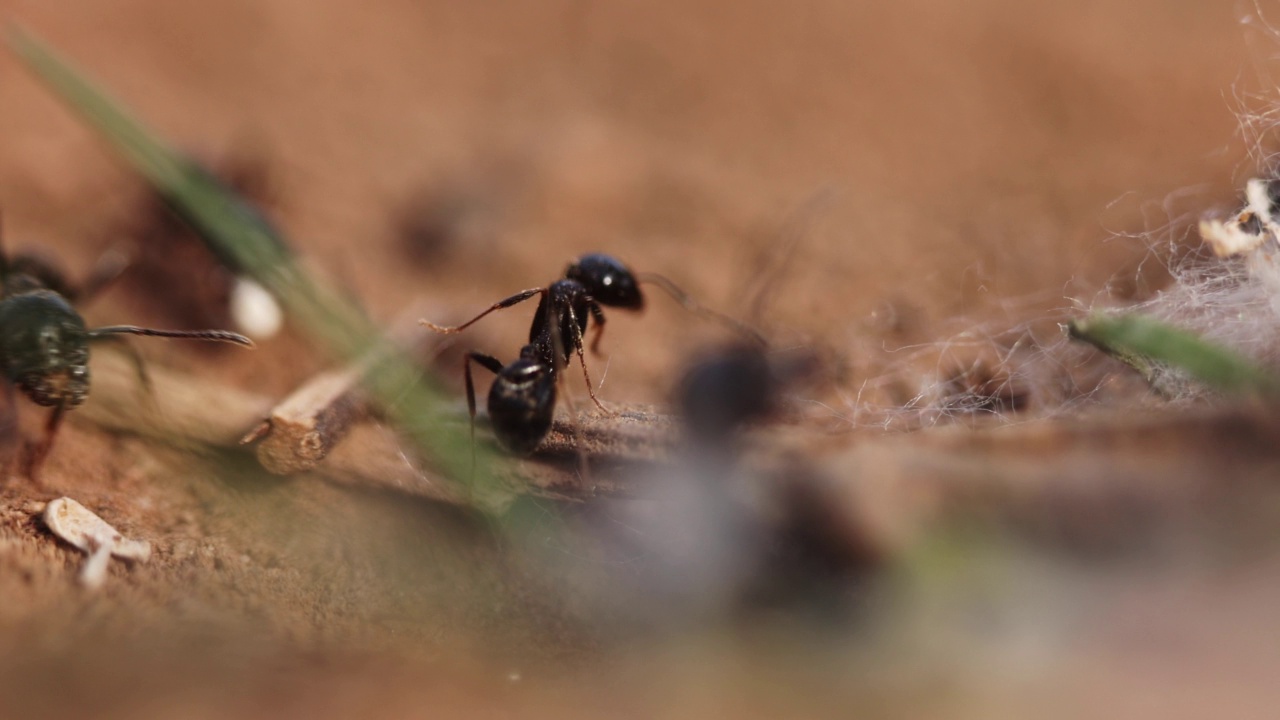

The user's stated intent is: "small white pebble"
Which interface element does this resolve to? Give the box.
[230,276,284,340]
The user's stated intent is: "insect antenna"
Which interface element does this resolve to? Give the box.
[636,272,767,347]
[739,187,835,325]
[86,326,254,347]
[86,327,251,398]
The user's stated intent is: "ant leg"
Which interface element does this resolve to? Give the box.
[463,351,504,476]
[86,334,153,396]
[420,288,545,334]
[559,376,591,481]
[0,383,17,481]
[70,249,129,304]
[546,310,592,481]
[587,300,607,357]
[559,302,610,414]
[637,272,768,347]
[23,402,67,482]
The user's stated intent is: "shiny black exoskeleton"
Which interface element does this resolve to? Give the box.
[423,252,762,455]
[425,253,646,365]
[463,345,557,455]
[0,214,253,479]
[458,254,645,450]
[563,253,644,309]
[0,289,92,410]
[531,253,644,364]
[423,253,649,454]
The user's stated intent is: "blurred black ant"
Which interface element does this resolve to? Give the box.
[675,343,820,447]
[422,252,763,456]
[676,344,780,445]
[0,212,253,480]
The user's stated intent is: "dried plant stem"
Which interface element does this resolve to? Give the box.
[242,308,435,475]
[76,348,673,505]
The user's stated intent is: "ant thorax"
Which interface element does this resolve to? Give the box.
[529,279,592,364]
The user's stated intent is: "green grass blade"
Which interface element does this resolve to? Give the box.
[1069,313,1280,397]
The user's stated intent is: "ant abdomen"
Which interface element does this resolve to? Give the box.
[487,357,557,455]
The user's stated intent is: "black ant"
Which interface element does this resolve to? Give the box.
[675,343,821,448]
[421,252,763,456]
[0,212,253,479]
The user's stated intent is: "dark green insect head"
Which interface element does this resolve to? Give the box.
[0,290,90,407]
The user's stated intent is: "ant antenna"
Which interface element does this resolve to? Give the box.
[87,326,254,347]
[740,187,836,325]
[636,272,768,347]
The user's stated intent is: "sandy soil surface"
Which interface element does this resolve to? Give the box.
[0,1,1278,717]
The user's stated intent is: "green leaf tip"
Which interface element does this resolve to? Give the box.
[1069,313,1280,397]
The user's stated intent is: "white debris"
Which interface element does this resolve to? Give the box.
[1200,178,1280,258]
[79,536,114,590]
[42,497,151,588]
[1245,178,1280,236]
[230,276,284,340]
[1199,215,1269,257]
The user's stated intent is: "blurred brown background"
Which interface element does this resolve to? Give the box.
[0,1,1275,718]
[0,0,1259,399]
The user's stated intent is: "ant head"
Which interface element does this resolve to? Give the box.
[0,290,90,407]
[565,253,644,310]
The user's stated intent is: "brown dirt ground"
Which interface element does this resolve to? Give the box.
[1,1,1279,717]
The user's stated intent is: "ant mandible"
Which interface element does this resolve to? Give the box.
[0,211,253,479]
[421,252,763,455]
